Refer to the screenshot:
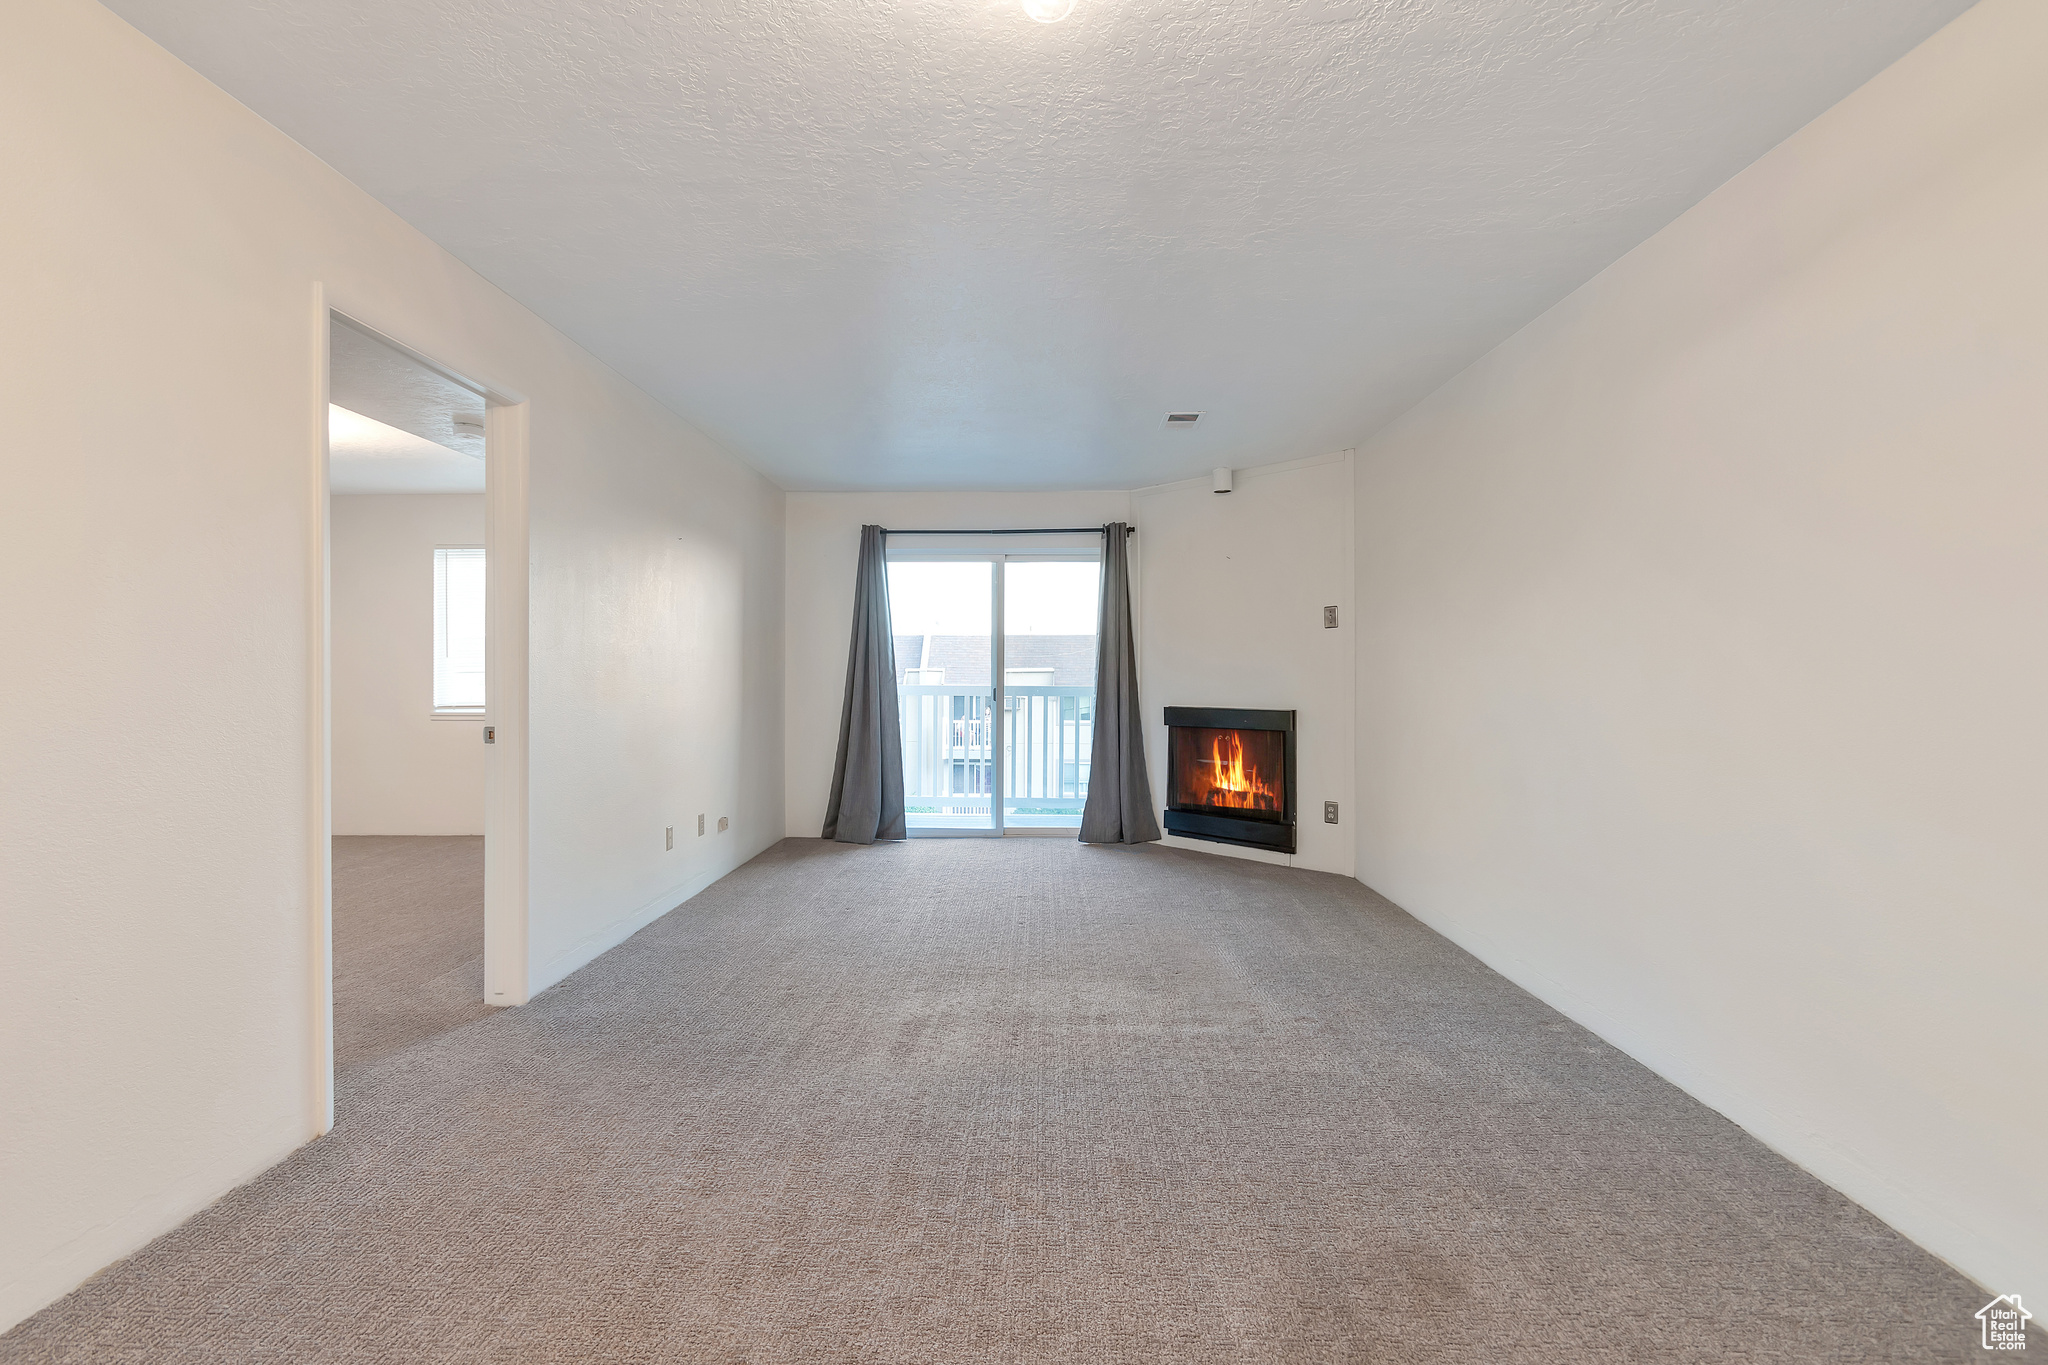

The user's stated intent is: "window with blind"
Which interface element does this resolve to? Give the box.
[433,546,486,715]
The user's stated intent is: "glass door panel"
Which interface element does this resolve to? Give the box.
[888,559,996,831]
[1000,559,1100,829]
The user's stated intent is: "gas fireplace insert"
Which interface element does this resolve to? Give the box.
[1162,706,1296,855]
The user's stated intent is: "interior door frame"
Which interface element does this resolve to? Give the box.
[885,546,1101,841]
[307,286,531,1136]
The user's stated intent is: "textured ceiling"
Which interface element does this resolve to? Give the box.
[329,320,484,493]
[111,0,1970,489]
[331,321,487,457]
[328,407,484,494]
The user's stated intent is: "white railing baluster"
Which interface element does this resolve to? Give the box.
[900,683,1093,827]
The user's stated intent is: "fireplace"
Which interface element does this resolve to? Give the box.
[1162,707,1296,855]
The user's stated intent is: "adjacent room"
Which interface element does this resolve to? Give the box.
[2,0,2041,1360]
[326,318,497,1078]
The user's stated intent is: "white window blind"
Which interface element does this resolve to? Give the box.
[433,546,486,714]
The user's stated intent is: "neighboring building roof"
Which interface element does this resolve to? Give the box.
[893,635,1096,687]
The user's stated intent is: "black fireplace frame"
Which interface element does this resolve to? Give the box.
[1162,706,1297,855]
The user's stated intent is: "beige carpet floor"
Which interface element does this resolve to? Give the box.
[331,835,491,1076]
[1,838,2004,1362]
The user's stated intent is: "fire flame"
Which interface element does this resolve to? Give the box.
[1203,731,1279,811]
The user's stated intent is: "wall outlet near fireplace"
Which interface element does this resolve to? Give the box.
[1324,801,1339,824]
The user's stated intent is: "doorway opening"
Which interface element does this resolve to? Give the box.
[887,552,1102,836]
[316,308,525,1125]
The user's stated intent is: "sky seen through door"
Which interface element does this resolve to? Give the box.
[889,560,1099,638]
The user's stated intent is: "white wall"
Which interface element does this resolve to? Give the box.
[1137,454,1355,877]
[1352,0,2045,1302]
[0,0,783,1330]
[331,494,486,835]
[525,388,785,990]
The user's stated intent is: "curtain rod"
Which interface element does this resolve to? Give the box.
[881,526,1135,536]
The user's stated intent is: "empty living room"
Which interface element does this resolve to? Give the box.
[3,0,2043,1359]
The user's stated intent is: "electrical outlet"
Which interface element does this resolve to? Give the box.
[697,814,705,836]
[1324,801,1339,824]
[665,826,674,851]
[1323,605,1339,629]
[717,816,729,833]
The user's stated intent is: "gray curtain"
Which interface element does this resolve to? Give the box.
[822,525,906,844]
[1079,523,1160,844]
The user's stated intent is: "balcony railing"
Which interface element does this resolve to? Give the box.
[899,684,1094,826]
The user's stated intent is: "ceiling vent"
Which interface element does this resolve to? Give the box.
[1164,412,1202,428]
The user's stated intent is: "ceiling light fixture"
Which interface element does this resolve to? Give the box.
[1020,0,1075,21]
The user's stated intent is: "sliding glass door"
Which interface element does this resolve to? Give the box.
[1000,559,1099,829]
[888,558,996,831]
[887,551,1100,835]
